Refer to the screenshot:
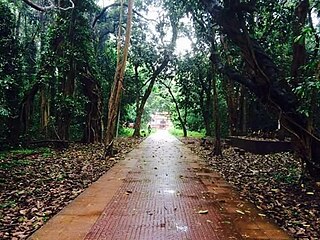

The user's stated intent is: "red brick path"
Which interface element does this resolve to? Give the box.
[85,132,239,239]
[30,130,291,240]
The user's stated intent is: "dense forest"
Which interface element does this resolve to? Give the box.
[0,0,320,238]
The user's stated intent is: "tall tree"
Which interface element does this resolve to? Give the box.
[132,14,178,137]
[198,0,320,178]
[104,0,134,154]
[0,2,22,145]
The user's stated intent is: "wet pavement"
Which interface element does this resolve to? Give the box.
[30,130,291,240]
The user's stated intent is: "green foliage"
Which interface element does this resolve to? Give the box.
[118,127,134,137]
[273,166,300,184]
[169,127,205,138]
[0,147,53,160]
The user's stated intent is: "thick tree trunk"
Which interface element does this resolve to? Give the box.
[133,107,144,137]
[200,0,320,179]
[20,83,40,134]
[133,64,141,125]
[223,78,238,135]
[81,71,103,143]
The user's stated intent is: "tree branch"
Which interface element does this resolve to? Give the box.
[22,0,74,12]
[92,3,155,28]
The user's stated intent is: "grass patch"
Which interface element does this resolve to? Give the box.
[169,128,205,138]
[119,127,134,137]
[0,147,52,158]
[0,147,53,170]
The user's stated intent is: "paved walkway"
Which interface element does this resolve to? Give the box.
[29,130,291,240]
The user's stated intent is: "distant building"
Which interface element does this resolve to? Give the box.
[150,112,172,129]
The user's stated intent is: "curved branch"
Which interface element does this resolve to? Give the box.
[22,0,74,12]
[22,0,54,12]
[58,0,74,11]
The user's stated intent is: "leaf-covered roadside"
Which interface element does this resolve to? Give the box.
[181,138,320,239]
[0,137,142,240]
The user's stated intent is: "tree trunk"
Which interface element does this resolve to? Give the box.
[81,70,103,143]
[210,40,222,156]
[291,0,309,87]
[212,75,222,156]
[133,63,141,134]
[220,35,238,135]
[40,87,49,137]
[5,86,21,145]
[57,59,75,140]
[105,0,134,154]
[20,83,40,135]
[198,70,213,136]
[239,86,247,135]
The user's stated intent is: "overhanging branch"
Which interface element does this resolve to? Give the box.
[22,0,74,12]
[92,3,155,28]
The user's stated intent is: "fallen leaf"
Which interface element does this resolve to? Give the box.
[221,221,231,224]
[236,210,245,215]
[198,210,209,214]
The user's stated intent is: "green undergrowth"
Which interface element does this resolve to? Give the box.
[0,147,53,170]
[119,127,135,137]
[119,127,155,137]
[169,128,205,138]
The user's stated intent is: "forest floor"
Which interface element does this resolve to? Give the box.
[180,137,320,240]
[0,137,143,240]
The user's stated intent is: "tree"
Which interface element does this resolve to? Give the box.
[131,12,178,137]
[0,1,22,145]
[197,0,320,178]
[160,78,188,137]
[104,0,134,154]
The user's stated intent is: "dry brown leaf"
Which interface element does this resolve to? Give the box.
[198,210,209,214]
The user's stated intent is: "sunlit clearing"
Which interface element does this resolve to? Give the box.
[175,37,192,56]
[149,129,176,141]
